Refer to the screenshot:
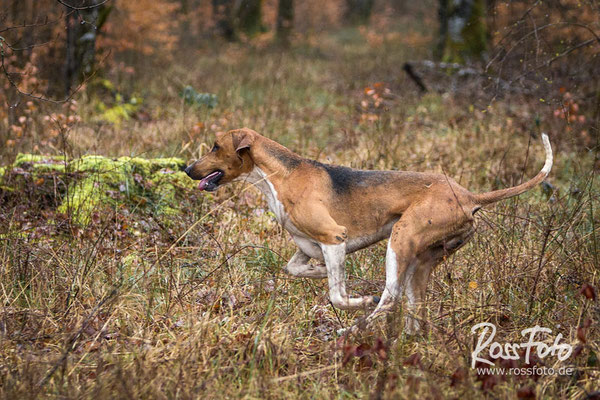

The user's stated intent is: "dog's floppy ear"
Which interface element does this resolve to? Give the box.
[231,129,255,153]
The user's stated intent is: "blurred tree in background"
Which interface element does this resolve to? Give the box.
[435,0,487,63]
[345,0,375,25]
[212,0,236,40]
[64,0,112,95]
[276,0,294,46]
[211,0,265,40]
[238,0,265,36]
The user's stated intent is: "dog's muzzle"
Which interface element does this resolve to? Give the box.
[185,166,224,192]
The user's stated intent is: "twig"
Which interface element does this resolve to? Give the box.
[402,63,427,93]
[0,12,69,33]
[55,0,111,11]
[271,364,338,382]
[527,220,553,316]
[509,39,598,85]
[35,287,119,393]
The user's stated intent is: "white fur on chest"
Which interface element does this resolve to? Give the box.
[239,168,298,232]
[238,168,322,259]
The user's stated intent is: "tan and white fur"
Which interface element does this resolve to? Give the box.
[185,128,553,334]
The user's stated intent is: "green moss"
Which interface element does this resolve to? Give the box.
[147,169,197,216]
[3,154,197,225]
[0,166,12,192]
[94,94,143,125]
[14,153,67,173]
[99,103,138,125]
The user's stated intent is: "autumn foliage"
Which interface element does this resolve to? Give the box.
[99,0,180,56]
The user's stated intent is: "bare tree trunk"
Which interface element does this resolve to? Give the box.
[435,0,449,60]
[213,0,236,40]
[436,0,487,63]
[212,0,264,39]
[390,0,408,14]
[276,0,294,46]
[345,0,374,25]
[238,0,264,36]
[64,0,110,95]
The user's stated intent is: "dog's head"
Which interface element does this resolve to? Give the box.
[184,128,257,191]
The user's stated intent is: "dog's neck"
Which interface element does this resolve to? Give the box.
[240,167,277,192]
[237,138,301,226]
[244,138,299,191]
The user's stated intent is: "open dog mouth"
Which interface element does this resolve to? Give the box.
[198,170,224,191]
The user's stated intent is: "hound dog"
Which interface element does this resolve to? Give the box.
[185,128,552,333]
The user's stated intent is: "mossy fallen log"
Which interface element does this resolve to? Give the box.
[0,153,197,225]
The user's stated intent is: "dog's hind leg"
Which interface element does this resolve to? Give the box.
[359,248,440,335]
[339,232,415,336]
[283,250,327,279]
[403,252,439,334]
[357,238,413,332]
[366,240,406,319]
[358,208,449,334]
[403,226,475,333]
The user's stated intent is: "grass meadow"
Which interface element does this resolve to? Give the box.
[1,24,599,399]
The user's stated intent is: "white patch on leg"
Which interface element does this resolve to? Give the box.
[384,240,400,301]
[403,261,420,333]
[403,261,417,306]
[284,250,309,273]
[362,240,403,326]
[321,243,374,310]
[321,243,347,306]
[541,133,553,175]
[292,235,324,261]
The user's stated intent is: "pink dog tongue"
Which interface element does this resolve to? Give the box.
[198,171,220,191]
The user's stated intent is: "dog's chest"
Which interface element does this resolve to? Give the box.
[242,168,302,235]
[241,170,323,259]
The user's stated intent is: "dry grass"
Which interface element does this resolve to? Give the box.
[1,26,599,399]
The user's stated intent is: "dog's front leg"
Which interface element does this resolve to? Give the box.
[321,243,378,310]
[283,250,327,279]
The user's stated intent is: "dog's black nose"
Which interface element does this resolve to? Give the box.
[184,165,193,176]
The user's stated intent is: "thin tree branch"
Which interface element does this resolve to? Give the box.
[508,38,598,85]
[0,12,71,33]
[486,22,600,72]
[55,0,111,11]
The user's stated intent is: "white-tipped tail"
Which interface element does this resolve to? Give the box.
[540,133,553,175]
[473,133,553,206]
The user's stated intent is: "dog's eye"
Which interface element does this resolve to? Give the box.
[211,144,219,152]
